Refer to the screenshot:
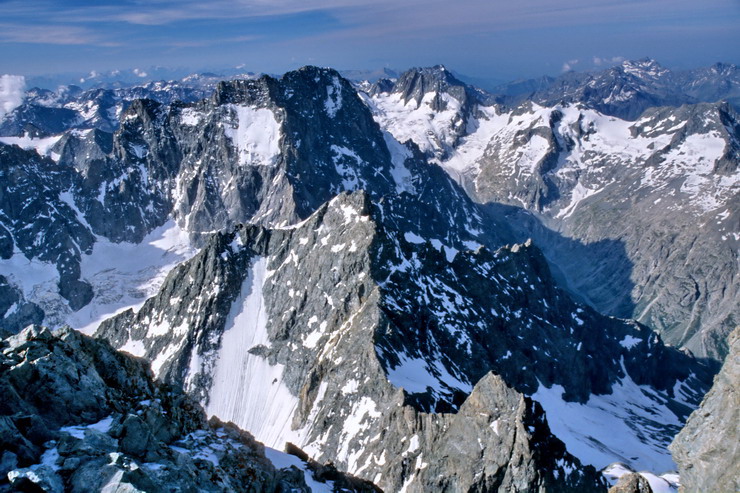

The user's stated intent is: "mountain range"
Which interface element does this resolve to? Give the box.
[0,58,737,492]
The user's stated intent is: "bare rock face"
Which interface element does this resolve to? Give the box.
[0,144,95,311]
[670,327,740,493]
[372,372,607,492]
[0,275,44,333]
[0,325,378,493]
[3,62,738,491]
[608,473,653,493]
[1,66,498,332]
[491,58,740,120]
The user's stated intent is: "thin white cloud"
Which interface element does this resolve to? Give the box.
[593,56,625,66]
[165,35,260,48]
[0,75,26,120]
[562,59,580,72]
[0,0,737,74]
[4,0,733,32]
[0,22,115,46]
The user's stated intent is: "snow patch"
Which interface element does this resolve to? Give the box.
[386,352,472,395]
[371,91,464,158]
[0,133,63,160]
[532,371,683,472]
[61,415,113,439]
[119,338,146,357]
[383,132,416,193]
[556,182,603,219]
[403,232,425,244]
[325,76,343,118]
[223,105,281,166]
[180,107,202,126]
[265,447,334,492]
[66,220,196,334]
[337,396,381,472]
[206,257,300,450]
[330,145,366,190]
[619,335,641,349]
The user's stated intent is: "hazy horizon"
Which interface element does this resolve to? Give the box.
[2,0,738,86]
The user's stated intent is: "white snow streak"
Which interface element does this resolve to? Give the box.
[0,134,63,160]
[206,256,300,450]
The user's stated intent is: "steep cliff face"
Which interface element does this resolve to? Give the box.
[4,64,735,363]
[467,102,739,360]
[0,143,95,313]
[670,327,740,493]
[95,191,711,489]
[367,65,494,161]
[0,325,379,493]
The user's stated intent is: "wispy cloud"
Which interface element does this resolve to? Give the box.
[0,75,26,119]
[562,59,580,72]
[165,35,260,49]
[0,22,115,46]
[4,0,734,33]
[593,56,626,66]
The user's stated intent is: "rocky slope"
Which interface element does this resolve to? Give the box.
[0,143,96,317]
[95,191,712,490]
[607,473,653,493]
[368,66,739,359]
[0,324,379,492]
[670,327,740,492]
[366,65,494,161]
[470,102,738,359]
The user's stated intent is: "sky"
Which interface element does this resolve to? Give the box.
[1,0,739,85]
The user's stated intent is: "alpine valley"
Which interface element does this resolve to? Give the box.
[0,59,737,492]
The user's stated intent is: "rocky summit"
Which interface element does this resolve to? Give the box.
[0,325,379,492]
[0,60,738,491]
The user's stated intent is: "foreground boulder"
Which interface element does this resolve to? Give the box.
[608,473,653,493]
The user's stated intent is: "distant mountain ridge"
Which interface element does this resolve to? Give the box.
[490,58,740,119]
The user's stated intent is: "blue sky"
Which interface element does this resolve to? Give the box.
[1,0,739,84]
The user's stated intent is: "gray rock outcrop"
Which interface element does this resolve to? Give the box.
[670,327,740,492]
[367,65,739,360]
[0,325,378,492]
[608,473,653,493]
[491,58,740,120]
[1,66,500,332]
